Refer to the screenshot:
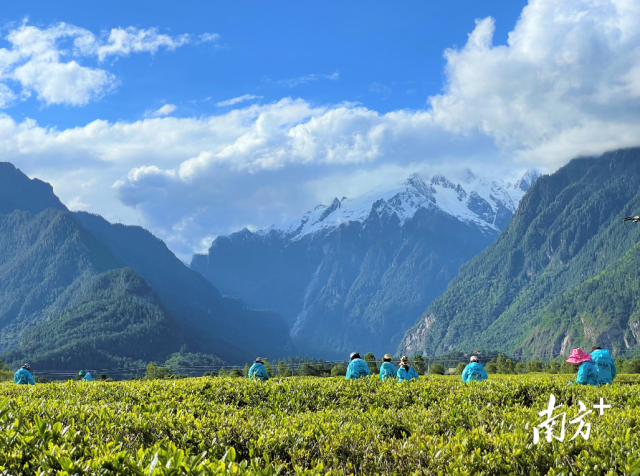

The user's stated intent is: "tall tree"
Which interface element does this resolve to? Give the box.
[364,353,378,374]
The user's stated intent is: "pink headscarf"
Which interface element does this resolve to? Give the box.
[566,348,592,364]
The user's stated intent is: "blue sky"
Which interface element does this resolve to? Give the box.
[2,0,640,259]
[2,0,526,128]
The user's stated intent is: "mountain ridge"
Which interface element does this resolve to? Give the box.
[398,149,640,358]
[193,168,539,358]
[0,163,294,369]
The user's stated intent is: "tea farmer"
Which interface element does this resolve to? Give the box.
[14,363,35,385]
[566,348,597,386]
[397,356,419,382]
[590,347,617,385]
[379,354,397,381]
[346,352,370,380]
[248,357,269,381]
[462,355,488,383]
[79,370,93,382]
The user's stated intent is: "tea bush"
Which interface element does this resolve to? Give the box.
[0,374,638,475]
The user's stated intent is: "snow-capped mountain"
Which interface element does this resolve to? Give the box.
[258,169,540,242]
[192,168,540,359]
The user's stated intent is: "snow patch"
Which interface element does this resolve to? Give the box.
[256,169,540,242]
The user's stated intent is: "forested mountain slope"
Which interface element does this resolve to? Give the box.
[2,268,187,369]
[0,163,67,215]
[193,170,538,358]
[73,212,294,362]
[0,163,293,368]
[0,208,122,352]
[399,148,640,358]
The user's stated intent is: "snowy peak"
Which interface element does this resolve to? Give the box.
[515,169,541,192]
[256,169,540,242]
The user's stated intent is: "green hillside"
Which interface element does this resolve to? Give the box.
[525,240,640,358]
[0,208,122,352]
[2,268,186,369]
[73,212,295,362]
[0,163,67,215]
[399,148,640,358]
[0,163,294,369]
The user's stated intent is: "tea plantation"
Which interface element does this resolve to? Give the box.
[0,374,638,475]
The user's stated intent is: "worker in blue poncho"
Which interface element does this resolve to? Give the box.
[462,355,488,383]
[248,357,269,381]
[566,348,597,386]
[379,354,397,381]
[79,370,93,382]
[346,352,370,380]
[397,356,419,382]
[14,363,35,385]
[590,347,617,385]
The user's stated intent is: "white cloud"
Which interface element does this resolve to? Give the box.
[93,27,191,61]
[428,0,640,167]
[274,70,340,88]
[199,33,221,43]
[66,196,90,210]
[147,104,177,117]
[13,59,118,106]
[0,99,493,257]
[0,22,211,106]
[216,94,263,107]
[7,0,640,259]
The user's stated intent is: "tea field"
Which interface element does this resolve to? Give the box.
[0,374,638,475]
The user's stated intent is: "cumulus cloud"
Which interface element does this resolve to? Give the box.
[429,0,640,167]
[1,99,493,257]
[0,22,214,106]
[9,0,640,259]
[216,94,263,107]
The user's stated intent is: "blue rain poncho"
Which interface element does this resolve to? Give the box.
[14,368,34,385]
[82,372,93,382]
[573,361,597,386]
[590,349,617,385]
[462,362,488,383]
[248,362,269,381]
[345,358,371,380]
[397,365,419,382]
[379,362,397,381]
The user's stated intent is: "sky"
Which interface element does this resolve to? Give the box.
[2,0,640,260]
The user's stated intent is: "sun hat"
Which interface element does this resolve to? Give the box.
[79,370,87,376]
[470,355,479,362]
[566,348,592,364]
[400,355,409,363]
[254,357,263,363]
[383,354,392,362]
[21,363,31,370]
[350,352,360,360]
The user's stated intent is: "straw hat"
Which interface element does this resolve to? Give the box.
[383,354,392,362]
[400,355,410,364]
[566,348,591,364]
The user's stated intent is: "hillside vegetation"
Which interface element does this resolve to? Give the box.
[400,148,640,358]
[0,163,293,369]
